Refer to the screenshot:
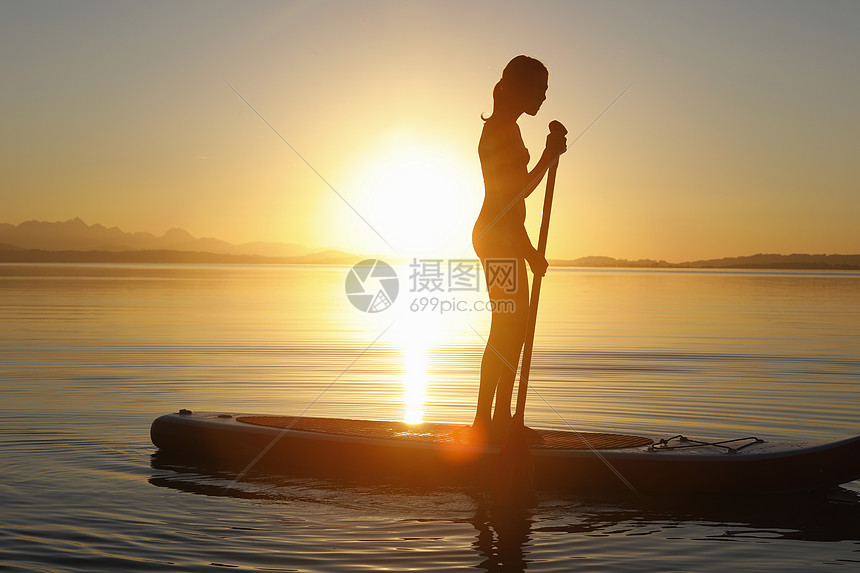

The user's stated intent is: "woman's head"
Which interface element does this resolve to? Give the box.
[485,55,549,119]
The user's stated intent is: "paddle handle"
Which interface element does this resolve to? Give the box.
[514,122,565,419]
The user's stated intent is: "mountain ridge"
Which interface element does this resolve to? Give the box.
[0,248,358,265]
[549,253,860,270]
[1,219,858,269]
[0,218,314,258]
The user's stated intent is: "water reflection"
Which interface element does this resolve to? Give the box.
[394,312,453,425]
[469,498,533,573]
[149,453,860,555]
[400,325,428,425]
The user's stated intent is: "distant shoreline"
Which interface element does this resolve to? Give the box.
[0,249,359,266]
[3,219,858,270]
[549,256,860,271]
[1,249,859,271]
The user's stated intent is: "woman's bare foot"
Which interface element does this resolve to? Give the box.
[466,416,493,444]
[492,418,545,444]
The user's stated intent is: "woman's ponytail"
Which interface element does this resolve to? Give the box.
[481,79,505,121]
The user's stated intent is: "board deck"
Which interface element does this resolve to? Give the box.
[236,415,655,450]
[151,411,860,495]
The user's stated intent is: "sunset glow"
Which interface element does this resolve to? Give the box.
[4,2,858,262]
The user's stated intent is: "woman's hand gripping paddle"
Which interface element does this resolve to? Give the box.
[494,120,567,505]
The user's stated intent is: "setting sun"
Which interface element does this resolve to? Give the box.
[345,131,480,258]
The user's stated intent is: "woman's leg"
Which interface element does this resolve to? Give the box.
[473,255,517,431]
[473,257,529,433]
[474,334,501,428]
[473,302,516,426]
[490,258,529,433]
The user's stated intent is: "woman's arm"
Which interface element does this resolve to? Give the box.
[482,126,566,205]
[520,129,567,199]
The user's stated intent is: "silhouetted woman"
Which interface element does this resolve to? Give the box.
[472,55,566,442]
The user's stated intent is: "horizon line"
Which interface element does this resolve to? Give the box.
[1,217,859,265]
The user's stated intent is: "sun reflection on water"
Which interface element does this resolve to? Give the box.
[403,344,425,424]
[396,312,452,425]
[400,324,430,424]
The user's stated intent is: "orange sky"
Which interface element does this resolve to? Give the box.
[3,1,859,261]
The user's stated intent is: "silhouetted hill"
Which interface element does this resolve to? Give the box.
[551,253,860,270]
[678,253,860,270]
[0,248,359,265]
[552,256,673,268]
[2,220,857,269]
[0,218,313,257]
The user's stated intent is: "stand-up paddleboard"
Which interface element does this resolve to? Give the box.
[151,410,860,495]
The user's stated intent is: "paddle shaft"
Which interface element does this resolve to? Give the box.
[513,160,559,419]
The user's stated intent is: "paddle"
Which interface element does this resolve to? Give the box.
[495,120,567,504]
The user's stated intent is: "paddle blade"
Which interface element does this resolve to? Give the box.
[492,421,535,506]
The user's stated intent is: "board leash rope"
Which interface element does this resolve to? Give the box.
[649,435,766,454]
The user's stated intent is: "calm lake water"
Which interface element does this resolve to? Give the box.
[1,263,859,572]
